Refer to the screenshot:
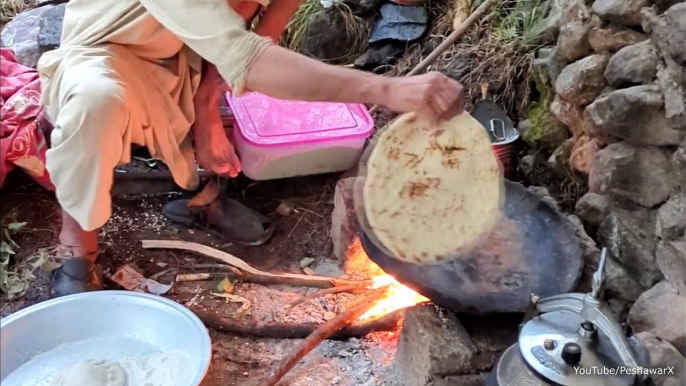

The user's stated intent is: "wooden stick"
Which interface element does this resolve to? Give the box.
[142,240,363,288]
[368,0,494,114]
[285,282,374,312]
[259,285,391,386]
[194,307,404,339]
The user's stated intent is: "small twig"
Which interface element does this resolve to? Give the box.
[284,213,306,251]
[259,285,392,386]
[176,273,225,282]
[142,240,363,288]
[285,282,374,312]
[149,268,176,281]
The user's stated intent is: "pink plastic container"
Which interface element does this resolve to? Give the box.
[226,92,374,180]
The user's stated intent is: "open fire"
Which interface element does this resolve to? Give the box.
[345,238,429,321]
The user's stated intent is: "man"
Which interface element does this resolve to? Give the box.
[39,0,466,297]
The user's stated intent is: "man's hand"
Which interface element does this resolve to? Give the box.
[382,72,466,126]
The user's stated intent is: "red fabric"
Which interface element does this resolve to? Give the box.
[1,48,54,190]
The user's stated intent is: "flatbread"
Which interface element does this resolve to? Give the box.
[363,112,505,264]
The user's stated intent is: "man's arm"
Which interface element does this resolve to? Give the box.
[139,0,463,122]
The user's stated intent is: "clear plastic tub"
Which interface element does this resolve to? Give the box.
[226,92,374,181]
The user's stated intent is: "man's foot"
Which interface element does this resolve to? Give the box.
[51,247,103,298]
[51,211,103,298]
[194,114,241,178]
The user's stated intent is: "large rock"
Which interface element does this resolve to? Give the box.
[570,135,601,175]
[331,177,357,265]
[566,211,643,318]
[575,192,612,233]
[674,141,686,193]
[664,3,686,66]
[585,86,686,146]
[527,0,566,46]
[330,176,385,278]
[597,205,663,289]
[656,60,686,132]
[518,118,569,151]
[558,0,595,62]
[533,46,563,91]
[555,55,609,106]
[592,0,650,26]
[301,7,368,64]
[551,95,586,137]
[589,142,672,208]
[0,4,66,68]
[657,238,686,296]
[521,47,570,151]
[604,40,658,87]
[637,332,686,386]
[548,138,575,178]
[588,23,648,53]
[629,281,686,355]
[657,195,686,240]
[392,305,496,386]
[643,6,686,131]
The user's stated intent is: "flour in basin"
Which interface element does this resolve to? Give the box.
[50,350,192,386]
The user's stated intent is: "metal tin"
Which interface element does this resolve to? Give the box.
[472,100,520,180]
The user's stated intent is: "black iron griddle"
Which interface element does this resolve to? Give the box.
[359,181,583,315]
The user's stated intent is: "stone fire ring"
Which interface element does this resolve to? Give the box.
[360,181,584,315]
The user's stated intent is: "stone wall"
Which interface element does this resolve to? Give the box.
[537,0,686,356]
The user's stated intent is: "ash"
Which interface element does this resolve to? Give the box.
[205,331,400,386]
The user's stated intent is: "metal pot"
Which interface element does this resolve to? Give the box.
[1,291,212,386]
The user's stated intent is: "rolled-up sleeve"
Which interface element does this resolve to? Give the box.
[139,0,272,93]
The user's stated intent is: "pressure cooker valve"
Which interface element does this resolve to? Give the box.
[561,343,582,366]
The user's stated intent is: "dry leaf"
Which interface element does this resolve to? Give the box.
[216,277,234,293]
[210,292,252,310]
[300,257,315,269]
[7,222,26,232]
[302,267,315,275]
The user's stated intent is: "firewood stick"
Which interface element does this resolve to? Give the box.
[194,307,404,339]
[142,240,363,288]
[259,285,392,386]
[368,0,494,115]
[285,282,374,312]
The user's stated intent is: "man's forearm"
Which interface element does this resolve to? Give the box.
[245,45,391,106]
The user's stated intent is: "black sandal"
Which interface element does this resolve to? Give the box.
[50,249,103,298]
[162,195,275,246]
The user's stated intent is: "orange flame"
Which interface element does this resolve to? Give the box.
[358,275,429,320]
[346,240,428,321]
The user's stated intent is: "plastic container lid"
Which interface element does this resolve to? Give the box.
[226,92,374,147]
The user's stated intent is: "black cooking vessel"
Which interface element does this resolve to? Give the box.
[359,181,583,316]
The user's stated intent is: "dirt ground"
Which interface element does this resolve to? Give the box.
[0,171,399,386]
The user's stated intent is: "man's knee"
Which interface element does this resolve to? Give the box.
[52,75,129,148]
[65,77,127,119]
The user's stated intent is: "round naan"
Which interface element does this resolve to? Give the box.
[363,112,505,264]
